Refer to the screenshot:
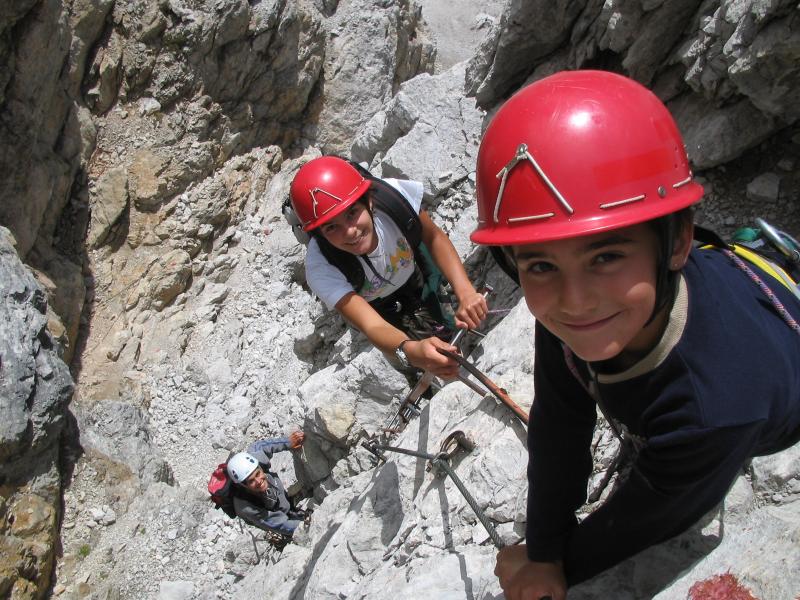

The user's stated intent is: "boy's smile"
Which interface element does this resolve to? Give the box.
[244,467,269,494]
[514,223,670,367]
[319,201,378,256]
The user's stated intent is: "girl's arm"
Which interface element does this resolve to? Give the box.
[419,210,488,329]
[335,292,459,378]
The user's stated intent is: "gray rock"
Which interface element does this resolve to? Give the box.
[751,444,800,494]
[0,227,72,468]
[75,400,174,485]
[746,172,782,202]
[307,0,435,154]
[89,165,129,248]
[674,95,776,169]
[352,63,484,201]
[465,0,583,106]
[158,580,194,600]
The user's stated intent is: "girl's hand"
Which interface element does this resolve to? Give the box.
[495,546,566,600]
[455,290,488,330]
[405,337,460,379]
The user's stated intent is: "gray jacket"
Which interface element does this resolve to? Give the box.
[232,438,301,536]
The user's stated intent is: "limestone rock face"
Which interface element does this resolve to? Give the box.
[305,0,436,154]
[466,0,800,169]
[0,227,73,599]
[0,0,799,599]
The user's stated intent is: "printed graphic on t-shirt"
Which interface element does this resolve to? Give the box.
[359,237,413,299]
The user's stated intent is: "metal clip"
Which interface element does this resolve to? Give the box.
[493,143,574,224]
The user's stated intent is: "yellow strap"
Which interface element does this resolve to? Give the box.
[701,244,797,290]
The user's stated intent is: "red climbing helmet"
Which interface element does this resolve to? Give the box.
[289,156,372,231]
[471,70,704,246]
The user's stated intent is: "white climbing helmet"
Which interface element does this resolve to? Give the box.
[227,452,258,484]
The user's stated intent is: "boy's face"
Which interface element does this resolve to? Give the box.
[244,467,269,494]
[318,199,378,255]
[514,223,667,364]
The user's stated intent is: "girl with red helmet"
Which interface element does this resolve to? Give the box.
[473,71,800,598]
[290,156,488,378]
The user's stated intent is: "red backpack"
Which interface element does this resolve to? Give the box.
[208,462,238,519]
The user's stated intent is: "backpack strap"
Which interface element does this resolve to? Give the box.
[315,233,365,291]
[369,178,422,249]
[696,224,800,294]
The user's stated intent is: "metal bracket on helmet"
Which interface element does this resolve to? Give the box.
[493,143,574,224]
[307,187,346,225]
[304,179,366,227]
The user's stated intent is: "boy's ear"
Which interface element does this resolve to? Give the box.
[669,221,694,271]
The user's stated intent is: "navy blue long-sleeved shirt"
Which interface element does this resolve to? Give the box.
[526,247,800,584]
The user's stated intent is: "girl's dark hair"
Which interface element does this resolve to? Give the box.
[308,195,372,241]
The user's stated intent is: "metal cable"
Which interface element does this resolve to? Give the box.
[367,442,504,549]
[431,456,504,548]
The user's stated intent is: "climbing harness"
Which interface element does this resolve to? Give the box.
[363,431,504,549]
[755,217,800,264]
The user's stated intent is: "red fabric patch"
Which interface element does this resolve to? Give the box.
[688,573,759,600]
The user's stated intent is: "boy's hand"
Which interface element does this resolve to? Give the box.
[454,290,489,330]
[288,431,305,449]
[405,338,460,379]
[495,545,566,600]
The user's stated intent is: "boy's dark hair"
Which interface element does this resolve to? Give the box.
[490,207,697,319]
[649,206,695,319]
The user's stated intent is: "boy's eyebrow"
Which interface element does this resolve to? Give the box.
[515,234,635,260]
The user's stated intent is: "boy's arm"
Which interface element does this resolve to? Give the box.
[525,326,598,563]
[527,328,766,585]
[235,499,301,536]
[247,438,291,463]
[418,210,488,330]
[335,292,460,379]
[496,546,567,600]
[561,421,762,585]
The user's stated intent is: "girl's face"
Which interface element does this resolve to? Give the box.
[514,223,683,366]
[318,200,378,255]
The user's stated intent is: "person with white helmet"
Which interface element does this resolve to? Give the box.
[289,157,488,380]
[227,431,306,536]
[470,70,800,599]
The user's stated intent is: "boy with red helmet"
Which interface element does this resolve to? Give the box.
[472,71,800,598]
[290,156,488,378]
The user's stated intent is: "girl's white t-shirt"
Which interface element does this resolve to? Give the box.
[305,178,424,310]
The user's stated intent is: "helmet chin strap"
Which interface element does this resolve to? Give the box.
[645,214,681,327]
